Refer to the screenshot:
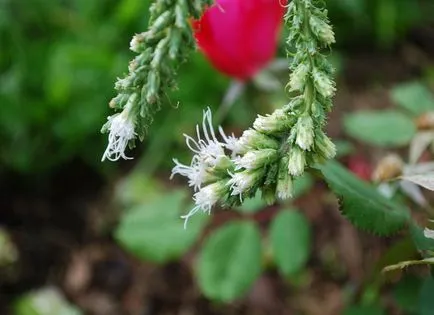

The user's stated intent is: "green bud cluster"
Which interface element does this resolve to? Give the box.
[172,0,338,222]
[101,0,212,160]
[225,0,337,203]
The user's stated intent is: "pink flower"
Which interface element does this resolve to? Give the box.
[193,0,286,81]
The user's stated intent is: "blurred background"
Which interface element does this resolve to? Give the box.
[1,0,434,314]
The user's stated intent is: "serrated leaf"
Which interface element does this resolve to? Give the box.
[320,160,410,235]
[343,305,385,315]
[115,190,208,263]
[197,221,262,302]
[400,172,434,191]
[393,275,422,314]
[391,81,434,116]
[419,278,434,315]
[269,210,311,276]
[343,110,416,147]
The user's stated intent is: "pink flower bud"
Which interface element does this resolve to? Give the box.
[193,0,286,80]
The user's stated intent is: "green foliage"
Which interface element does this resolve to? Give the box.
[343,305,385,315]
[327,0,430,47]
[410,222,434,252]
[197,221,262,302]
[115,190,208,263]
[343,110,416,147]
[0,0,226,173]
[0,0,147,172]
[393,275,422,314]
[320,160,410,235]
[419,278,434,315]
[269,209,311,276]
[13,287,82,315]
[391,81,434,116]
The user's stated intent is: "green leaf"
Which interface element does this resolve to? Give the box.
[343,110,416,147]
[236,191,266,214]
[293,174,314,199]
[115,190,208,263]
[335,139,356,158]
[320,160,410,235]
[391,81,434,116]
[14,287,83,315]
[269,210,311,276]
[197,221,262,302]
[410,222,434,252]
[393,275,422,314]
[419,278,434,315]
[343,305,385,315]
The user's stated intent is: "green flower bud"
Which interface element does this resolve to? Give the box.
[235,149,278,170]
[288,147,306,176]
[309,14,335,45]
[237,129,280,154]
[312,68,335,98]
[289,63,310,92]
[294,115,315,150]
[253,109,295,134]
[276,156,293,200]
[315,131,336,159]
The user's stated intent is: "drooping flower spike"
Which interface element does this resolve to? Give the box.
[173,0,338,226]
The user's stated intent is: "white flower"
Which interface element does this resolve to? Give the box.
[424,228,434,240]
[171,156,215,191]
[101,112,136,162]
[171,108,233,191]
[227,170,261,197]
[183,108,226,167]
[181,181,226,228]
[218,126,243,156]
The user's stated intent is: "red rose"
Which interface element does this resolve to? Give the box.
[193,0,286,81]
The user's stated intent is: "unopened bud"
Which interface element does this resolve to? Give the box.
[312,68,335,98]
[253,109,295,134]
[288,63,310,92]
[416,112,434,130]
[235,149,278,170]
[309,14,335,45]
[288,147,306,176]
[372,154,404,182]
[237,129,280,154]
[315,132,336,160]
[130,33,146,53]
[276,156,293,200]
[295,115,315,150]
